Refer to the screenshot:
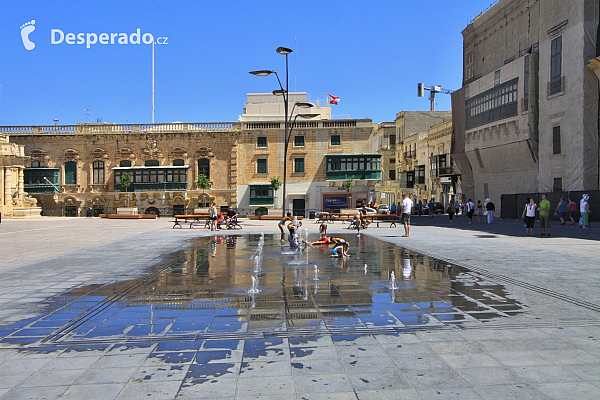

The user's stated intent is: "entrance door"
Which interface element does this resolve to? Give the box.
[292,199,305,217]
[65,206,78,217]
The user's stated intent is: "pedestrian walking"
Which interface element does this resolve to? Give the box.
[522,197,536,236]
[427,199,434,218]
[475,200,483,223]
[580,194,591,228]
[555,197,567,225]
[567,198,577,225]
[538,194,551,236]
[401,194,413,237]
[485,198,495,224]
[466,199,475,224]
[447,199,455,225]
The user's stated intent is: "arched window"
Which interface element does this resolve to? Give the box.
[198,159,210,180]
[93,161,105,184]
[64,161,77,185]
[173,159,185,166]
[145,160,159,166]
[120,160,132,167]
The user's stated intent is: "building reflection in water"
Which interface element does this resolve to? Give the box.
[35,234,526,341]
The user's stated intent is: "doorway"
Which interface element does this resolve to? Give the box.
[292,199,306,217]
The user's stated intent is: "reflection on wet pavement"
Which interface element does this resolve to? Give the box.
[0,234,526,350]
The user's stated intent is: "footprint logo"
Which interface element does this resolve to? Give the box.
[20,20,36,50]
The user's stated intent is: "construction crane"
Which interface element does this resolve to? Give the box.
[417,83,454,111]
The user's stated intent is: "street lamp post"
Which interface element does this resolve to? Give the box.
[250,47,315,217]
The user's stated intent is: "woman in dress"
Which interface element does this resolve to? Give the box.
[475,200,484,224]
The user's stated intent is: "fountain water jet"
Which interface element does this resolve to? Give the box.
[388,271,399,290]
[246,275,261,294]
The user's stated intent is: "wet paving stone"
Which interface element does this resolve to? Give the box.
[6,231,582,398]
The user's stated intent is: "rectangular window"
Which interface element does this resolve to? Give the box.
[257,136,267,147]
[389,134,396,147]
[294,135,305,147]
[294,157,305,173]
[325,155,381,180]
[494,70,501,86]
[331,134,341,145]
[550,36,563,95]
[389,169,396,180]
[465,78,519,130]
[92,161,105,184]
[249,184,274,205]
[257,158,267,174]
[416,165,426,184]
[552,126,561,154]
[553,177,562,192]
[64,161,77,185]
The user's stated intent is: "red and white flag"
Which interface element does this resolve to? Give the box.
[327,94,339,105]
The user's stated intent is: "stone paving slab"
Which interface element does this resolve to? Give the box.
[0,217,599,399]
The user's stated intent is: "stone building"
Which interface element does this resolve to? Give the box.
[453,0,600,207]
[427,120,460,206]
[372,122,399,207]
[0,134,40,218]
[6,123,239,217]
[4,93,381,217]
[238,93,380,215]
[395,111,452,204]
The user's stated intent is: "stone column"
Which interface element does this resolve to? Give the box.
[0,167,4,206]
[18,167,24,201]
[4,167,12,206]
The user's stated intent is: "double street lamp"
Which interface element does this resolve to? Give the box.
[250,46,315,217]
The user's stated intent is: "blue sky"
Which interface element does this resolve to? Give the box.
[0,1,495,126]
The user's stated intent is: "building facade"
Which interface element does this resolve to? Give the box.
[5,123,240,217]
[427,120,461,206]
[395,111,452,205]
[453,0,600,207]
[3,115,381,217]
[0,134,40,218]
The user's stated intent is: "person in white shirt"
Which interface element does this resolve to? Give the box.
[401,194,413,237]
[466,199,475,224]
[522,198,537,236]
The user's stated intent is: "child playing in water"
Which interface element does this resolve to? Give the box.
[319,222,327,238]
[331,241,349,257]
[288,227,307,250]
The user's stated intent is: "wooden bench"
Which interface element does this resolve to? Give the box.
[322,213,356,224]
[171,214,209,229]
[346,214,397,229]
[260,215,304,221]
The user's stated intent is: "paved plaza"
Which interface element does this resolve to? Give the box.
[0,215,599,400]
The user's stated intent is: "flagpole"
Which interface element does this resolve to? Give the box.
[152,41,155,124]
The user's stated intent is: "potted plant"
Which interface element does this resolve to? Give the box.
[117,173,137,215]
[270,176,282,209]
[343,175,354,209]
[197,174,210,208]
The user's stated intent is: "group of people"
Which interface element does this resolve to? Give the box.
[207,202,238,231]
[444,197,495,225]
[522,194,591,236]
[279,214,350,257]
